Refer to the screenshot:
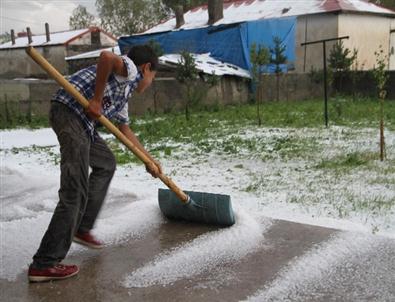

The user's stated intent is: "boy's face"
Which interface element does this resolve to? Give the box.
[136,63,156,93]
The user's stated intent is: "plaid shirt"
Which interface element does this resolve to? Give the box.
[52,55,143,141]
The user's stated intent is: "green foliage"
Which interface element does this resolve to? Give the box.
[206,72,220,87]
[106,140,142,164]
[250,43,270,125]
[369,0,395,10]
[0,32,11,44]
[69,5,95,30]
[308,66,325,84]
[328,41,358,93]
[124,98,395,148]
[176,51,199,120]
[0,100,49,129]
[328,41,357,72]
[96,0,169,36]
[372,45,389,99]
[269,36,287,74]
[249,43,270,83]
[315,152,376,170]
[270,36,287,101]
[176,51,198,83]
[350,53,365,100]
[3,98,395,132]
[372,45,389,161]
[147,39,164,57]
[7,145,60,165]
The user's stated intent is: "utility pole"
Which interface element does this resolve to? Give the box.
[301,36,349,127]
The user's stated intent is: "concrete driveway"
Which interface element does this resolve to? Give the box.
[1,219,394,302]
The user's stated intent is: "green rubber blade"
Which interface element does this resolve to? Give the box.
[158,189,236,227]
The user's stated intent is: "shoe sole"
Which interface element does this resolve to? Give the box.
[28,268,79,283]
[73,236,103,249]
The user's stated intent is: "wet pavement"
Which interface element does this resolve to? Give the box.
[1,219,394,302]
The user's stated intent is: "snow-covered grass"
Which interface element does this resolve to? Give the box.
[1,100,394,283]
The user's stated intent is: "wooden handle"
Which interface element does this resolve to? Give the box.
[26,46,189,203]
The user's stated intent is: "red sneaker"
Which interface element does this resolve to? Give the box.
[73,231,104,249]
[28,264,79,282]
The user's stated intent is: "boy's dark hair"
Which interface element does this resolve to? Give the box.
[127,45,158,71]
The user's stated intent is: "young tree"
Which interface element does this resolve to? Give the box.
[69,5,95,30]
[250,43,270,126]
[0,32,11,44]
[206,72,221,104]
[270,36,287,102]
[328,40,357,93]
[96,0,169,36]
[176,51,199,121]
[349,49,364,100]
[372,45,389,161]
[147,40,164,114]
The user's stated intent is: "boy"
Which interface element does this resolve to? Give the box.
[28,45,162,282]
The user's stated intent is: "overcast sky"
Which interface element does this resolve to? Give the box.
[1,0,98,34]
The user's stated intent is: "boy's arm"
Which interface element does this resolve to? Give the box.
[118,123,162,178]
[86,51,128,119]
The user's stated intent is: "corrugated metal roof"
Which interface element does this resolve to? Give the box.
[0,27,116,50]
[163,53,251,78]
[65,46,251,78]
[143,0,395,34]
[65,46,121,60]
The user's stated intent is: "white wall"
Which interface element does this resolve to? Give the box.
[0,46,67,78]
[389,19,395,70]
[100,33,117,46]
[339,13,394,70]
[295,13,395,72]
[0,31,117,78]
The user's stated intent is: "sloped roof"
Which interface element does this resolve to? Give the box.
[0,27,117,50]
[144,0,395,34]
[65,46,251,78]
[163,53,251,78]
[65,46,121,61]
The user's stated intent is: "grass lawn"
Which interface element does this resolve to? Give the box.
[2,97,395,234]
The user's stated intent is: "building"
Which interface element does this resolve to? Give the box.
[119,0,395,73]
[0,26,117,79]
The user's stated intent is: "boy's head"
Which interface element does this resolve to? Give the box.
[127,45,158,93]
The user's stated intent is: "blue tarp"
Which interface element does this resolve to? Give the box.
[118,16,296,73]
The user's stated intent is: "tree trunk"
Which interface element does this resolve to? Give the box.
[380,97,385,161]
[185,103,189,121]
[276,73,280,101]
[257,74,262,126]
[175,5,185,28]
[185,85,190,121]
[208,0,223,25]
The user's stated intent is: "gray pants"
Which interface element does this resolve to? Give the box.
[32,102,116,269]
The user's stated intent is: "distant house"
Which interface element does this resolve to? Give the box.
[0,26,117,78]
[119,0,395,73]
